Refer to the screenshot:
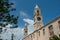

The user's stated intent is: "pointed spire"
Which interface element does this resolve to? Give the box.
[24,23,28,29]
[24,23,28,37]
[25,23,27,27]
[35,4,39,8]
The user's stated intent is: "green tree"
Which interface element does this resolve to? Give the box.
[0,0,18,28]
[49,34,60,40]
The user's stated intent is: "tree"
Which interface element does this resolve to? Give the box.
[0,0,18,28]
[49,34,60,40]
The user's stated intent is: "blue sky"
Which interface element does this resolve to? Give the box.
[10,0,60,28]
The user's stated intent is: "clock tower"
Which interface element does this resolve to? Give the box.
[34,5,43,31]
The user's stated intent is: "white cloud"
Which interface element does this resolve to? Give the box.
[23,18,34,25]
[20,11,34,34]
[23,18,34,34]
[20,11,28,18]
[2,27,24,40]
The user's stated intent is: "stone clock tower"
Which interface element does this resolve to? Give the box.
[34,5,43,31]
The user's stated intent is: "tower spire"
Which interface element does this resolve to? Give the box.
[35,5,39,8]
[34,0,43,31]
[35,0,39,8]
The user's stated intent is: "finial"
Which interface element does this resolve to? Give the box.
[35,4,39,8]
[25,23,27,26]
[35,0,39,8]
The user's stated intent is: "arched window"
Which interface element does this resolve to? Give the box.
[34,18,35,22]
[37,10,39,13]
[48,25,54,36]
[58,21,60,29]
[37,10,39,15]
[38,31,40,36]
[43,29,45,35]
[33,33,35,38]
[31,35,33,40]
[25,31,27,33]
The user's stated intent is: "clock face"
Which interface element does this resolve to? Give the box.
[37,17,41,21]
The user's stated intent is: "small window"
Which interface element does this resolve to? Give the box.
[43,29,45,35]
[31,35,32,40]
[25,31,27,33]
[37,10,39,15]
[37,31,40,36]
[33,33,35,38]
[37,10,39,13]
[34,18,35,22]
[48,25,54,36]
[58,21,60,29]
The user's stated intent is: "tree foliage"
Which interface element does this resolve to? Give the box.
[49,34,60,40]
[0,0,18,28]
